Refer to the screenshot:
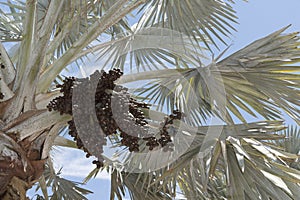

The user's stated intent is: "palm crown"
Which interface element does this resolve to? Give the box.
[0,0,299,200]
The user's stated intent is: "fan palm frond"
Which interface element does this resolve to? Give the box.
[0,0,141,95]
[37,0,146,93]
[35,162,92,200]
[119,26,300,125]
[42,0,132,65]
[96,119,300,200]
[173,128,299,199]
[0,0,24,42]
[269,126,300,170]
[77,26,209,73]
[182,125,297,199]
[137,0,239,50]
[272,126,300,155]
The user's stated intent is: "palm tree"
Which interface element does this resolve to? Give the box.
[0,0,299,199]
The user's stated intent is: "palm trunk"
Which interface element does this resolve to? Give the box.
[0,125,49,199]
[2,177,30,200]
[0,101,70,199]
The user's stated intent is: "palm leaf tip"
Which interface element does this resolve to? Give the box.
[272,126,300,156]
[35,163,93,200]
[214,25,300,123]
[123,26,300,125]
[138,0,239,50]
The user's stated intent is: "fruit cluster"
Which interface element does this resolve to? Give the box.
[47,77,75,115]
[0,53,5,99]
[144,109,183,151]
[47,69,183,168]
[1,52,6,69]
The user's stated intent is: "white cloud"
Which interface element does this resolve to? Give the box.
[51,147,111,180]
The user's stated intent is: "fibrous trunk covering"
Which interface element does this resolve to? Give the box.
[0,130,46,199]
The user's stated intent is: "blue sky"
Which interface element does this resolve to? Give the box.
[225,0,300,54]
[26,1,300,199]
